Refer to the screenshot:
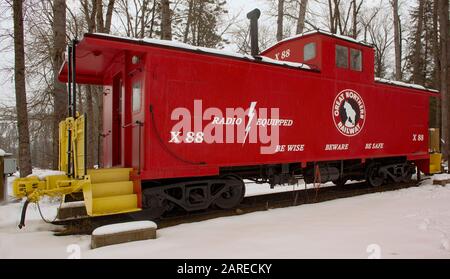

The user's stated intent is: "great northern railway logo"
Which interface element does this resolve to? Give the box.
[332,89,366,136]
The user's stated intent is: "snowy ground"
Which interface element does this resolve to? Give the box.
[1,171,450,258]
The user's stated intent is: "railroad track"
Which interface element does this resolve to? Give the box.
[52,178,426,236]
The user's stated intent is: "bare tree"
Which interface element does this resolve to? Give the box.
[177,0,230,47]
[391,0,402,81]
[432,0,440,129]
[231,20,276,55]
[183,0,194,42]
[139,0,148,38]
[296,0,308,34]
[104,0,115,34]
[277,0,285,41]
[13,0,32,176]
[96,0,104,32]
[327,0,361,36]
[115,0,159,38]
[79,0,116,168]
[361,6,393,78]
[439,0,449,165]
[81,0,115,33]
[51,0,67,169]
[412,0,425,85]
[351,0,363,38]
[327,0,341,34]
[161,0,172,40]
[80,0,97,168]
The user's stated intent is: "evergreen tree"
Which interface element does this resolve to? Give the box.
[405,0,437,88]
[174,0,228,48]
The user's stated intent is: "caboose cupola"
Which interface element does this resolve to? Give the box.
[261,30,375,83]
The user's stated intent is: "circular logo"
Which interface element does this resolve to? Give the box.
[332,89,366,137]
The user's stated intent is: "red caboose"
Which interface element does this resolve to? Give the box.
[56,28,440,217]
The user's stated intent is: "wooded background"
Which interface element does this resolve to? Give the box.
[0,0,449,176]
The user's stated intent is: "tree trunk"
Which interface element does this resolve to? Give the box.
[13,0,32,177]
[433,0,440,130]
[440,0,449,165]
[140,0,147,38]
[104,0,116,34]
[149,0,156,38]
[412,0,425,85]
[433,0,440,89]
[351,0,363,38]
[51,0,67,169]
[81,0,97,33]
[328,0,335,33]
[184,0,194,43]
[96,0,104,33]
[392,0,402,81]
[328,0,342,34]
[296,0,308,34]
[276,0,284,41]
[161,0,172,40]
[335,0,342,35]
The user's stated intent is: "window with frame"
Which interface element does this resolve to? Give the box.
[335,45,349,69]
[303,42,316,61]
[350,48,362,71]
[132,81,141,113]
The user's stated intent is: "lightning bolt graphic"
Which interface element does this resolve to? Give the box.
[243,101,257,145]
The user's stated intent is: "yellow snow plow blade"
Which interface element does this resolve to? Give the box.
[13,169,140,215]
[13,174,88,202]
[12,115,141,229]
[12,168,141,227]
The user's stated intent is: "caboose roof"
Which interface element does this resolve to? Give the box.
[58,33,314,84]
[375,77,439,93]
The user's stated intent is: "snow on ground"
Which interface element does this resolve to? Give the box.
[1,172,450,258]
[244,180,361,197]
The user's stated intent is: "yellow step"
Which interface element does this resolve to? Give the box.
[92,181,134,198]
[90,194,140,216]
[87,168,132,184]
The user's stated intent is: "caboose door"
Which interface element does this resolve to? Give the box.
[129,69,145,172]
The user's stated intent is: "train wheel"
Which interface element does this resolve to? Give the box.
[213,177,245,210]
[401,169,413,183]
[142,190,169,219]
[366,164,384,187]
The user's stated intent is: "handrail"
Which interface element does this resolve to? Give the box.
[97,130,111,168]
[121,121,144,174]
